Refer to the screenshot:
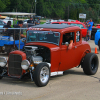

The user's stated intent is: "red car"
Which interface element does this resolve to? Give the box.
[0,24,99,87]
[51,21,87,37]
[96,24,100,28]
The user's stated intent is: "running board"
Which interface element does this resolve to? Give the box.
[50,71,63,76]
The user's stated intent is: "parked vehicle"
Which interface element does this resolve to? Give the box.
[46,19,65,24]
[0,35,25,54]
[51,21,87,38]
[91,24,100,40]
[95,29,100,50]
[23,19,29,24]
[0,24,99,87]
[96,24,100,28]
[0,19,7,33]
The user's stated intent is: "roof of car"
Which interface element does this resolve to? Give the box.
[32,24,75,29]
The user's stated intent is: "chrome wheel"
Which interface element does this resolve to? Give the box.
[34,63,50,87]
[40,66,49,84]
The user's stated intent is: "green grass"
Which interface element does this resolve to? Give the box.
[40,22,45,24]
[11,20,45,28]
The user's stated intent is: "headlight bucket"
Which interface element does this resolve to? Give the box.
[21,60,30,70]
[0,57,7,67]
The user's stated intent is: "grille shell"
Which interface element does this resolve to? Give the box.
[8,54,22,76]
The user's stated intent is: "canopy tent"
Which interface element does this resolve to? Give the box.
[0,12,36,16]
[0,15,7,19]
[0,12,36,25]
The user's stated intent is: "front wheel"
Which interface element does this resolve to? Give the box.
[34,63,50,87]
[82,53,99,75]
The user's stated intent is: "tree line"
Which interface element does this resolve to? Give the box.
[0,0,100,23]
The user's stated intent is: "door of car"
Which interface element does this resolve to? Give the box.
[59,31,81,71]
[81,28,87,37]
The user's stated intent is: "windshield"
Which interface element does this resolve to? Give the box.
[70,23,84,28]
[27,30,60,45]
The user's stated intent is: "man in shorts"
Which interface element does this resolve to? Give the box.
[87,19,93,40]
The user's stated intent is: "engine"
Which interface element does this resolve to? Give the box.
[0,45,50,77]
[24,45,50,64]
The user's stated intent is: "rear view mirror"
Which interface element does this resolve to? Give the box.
[65,42,69,46]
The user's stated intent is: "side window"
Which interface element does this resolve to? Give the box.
[76,31,80,42]
[62,32,74,44]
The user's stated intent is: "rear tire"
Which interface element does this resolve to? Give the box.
[82,53,99,75]
[34,63,50,87]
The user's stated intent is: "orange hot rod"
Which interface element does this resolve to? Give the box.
[0,24,99,87]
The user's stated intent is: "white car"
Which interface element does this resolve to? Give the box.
[0,19,7,32]
[23,19,29,24]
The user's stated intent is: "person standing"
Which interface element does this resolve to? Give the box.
[87,18,93,40]
[3,21,13,36]
[85,20,89,41]
[36,18,40,25]
[27,17,35,27]
[14,20,26,40]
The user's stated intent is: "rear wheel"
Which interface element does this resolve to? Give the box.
[34,63,50,87]
[82,53,99,75]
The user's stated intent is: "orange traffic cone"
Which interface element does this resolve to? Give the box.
[95,47,98,54]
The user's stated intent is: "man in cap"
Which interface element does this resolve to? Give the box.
[27,17,35,27]
[3,21,13,36]
[14,20,26,40]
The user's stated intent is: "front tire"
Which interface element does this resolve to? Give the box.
[34,63,50,87]
[82,53,99,75]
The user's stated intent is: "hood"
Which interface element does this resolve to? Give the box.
[25,42,60,51]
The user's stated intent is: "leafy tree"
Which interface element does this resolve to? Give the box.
[0,0,7,11]
[0,0,100,22]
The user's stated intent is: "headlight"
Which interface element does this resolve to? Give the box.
[21,60,30,70]
[0,57,7,67]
